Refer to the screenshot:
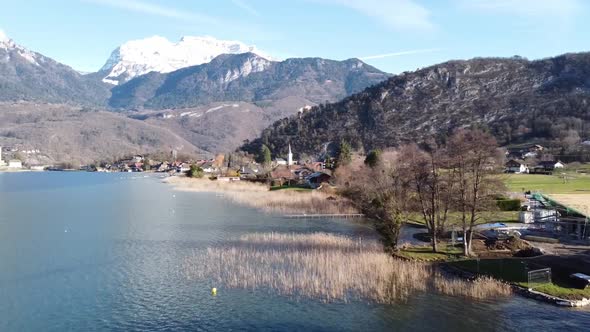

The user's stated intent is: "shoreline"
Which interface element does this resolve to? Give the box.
[164,176,358,215]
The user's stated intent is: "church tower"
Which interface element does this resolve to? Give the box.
[287,144,293,166]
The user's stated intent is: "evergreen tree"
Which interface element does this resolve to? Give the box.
[336,140,352,167]
[258,144,272,165]
[186,164,204,178]
[364,149,382,168]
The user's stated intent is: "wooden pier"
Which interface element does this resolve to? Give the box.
[283,214,365,219]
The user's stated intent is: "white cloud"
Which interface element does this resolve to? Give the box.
[83,0,281,41]
[360,48,441,60]
[83,0,220,25]
[458,0,581,19]
[231,0,260,17]
[311,0,434,32]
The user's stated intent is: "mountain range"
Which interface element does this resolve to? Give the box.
[241,54,590,160]
[99,35,271,85]
[109,52,388,110]
[0,34,390,163]
[3,31,589,165]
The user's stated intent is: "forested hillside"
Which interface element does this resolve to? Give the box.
[242,53,590,161]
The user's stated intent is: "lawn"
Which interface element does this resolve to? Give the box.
[406,211,519,226]
[505,173,590,194]
[533,283,590,300]
[398,245,463,262]
[450,258,528,283]
[450,258,590,300]
[269,185,313,192]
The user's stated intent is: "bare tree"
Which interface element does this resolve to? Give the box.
[399,143,454,253]
[447,129,504,256]
[338,151,411,253]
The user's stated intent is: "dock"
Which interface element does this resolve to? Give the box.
[283,214,365,219]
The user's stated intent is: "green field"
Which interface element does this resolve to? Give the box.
[407,211,519,226]
[450,258,590,300]
[398,245,462,262]
[269,185,313,192]
[505,173,590,194]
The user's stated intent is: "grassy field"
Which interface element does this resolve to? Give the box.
[534,283,590,300]
[406,211,520,226]
[505,173,590,194]
[450,258,590,300]
[398,245,463,262]
[270,185,313,192]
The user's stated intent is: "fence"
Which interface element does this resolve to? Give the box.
[528,268,552,288]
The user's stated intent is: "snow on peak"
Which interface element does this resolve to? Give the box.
[221,55,272,83]
[100,35,272,85]
[0,31,41,66]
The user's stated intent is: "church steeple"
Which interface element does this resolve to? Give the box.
[287,144,293,166]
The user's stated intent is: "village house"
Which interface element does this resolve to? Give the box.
[218,176,240,182]
[199,161,217,174]
[293,166,314,180]
[176,162,191,173]
[506,144,545,159]
[8,160,22,169]
[239,166,259,179]
[305,162,325,172]
[130,162,144,172]
[270,165,297,186]
[505,159,529,173]
[0,146,5,167]
[534,160,565,173]
[305,172,332,189]
[155,162,171,172]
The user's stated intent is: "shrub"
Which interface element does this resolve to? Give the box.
[496,199,521,211]
[186,165,204,178]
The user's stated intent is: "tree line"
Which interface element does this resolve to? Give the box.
[337,129,504,256]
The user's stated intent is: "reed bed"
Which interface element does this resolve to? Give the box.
[183,232,511,303]
[434,275,512,299]
[166,177,357,214]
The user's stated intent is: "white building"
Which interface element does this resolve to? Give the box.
[8,160,22,168]
[505,159,528,173]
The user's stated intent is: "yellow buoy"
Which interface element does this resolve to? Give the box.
[211,287,217,295]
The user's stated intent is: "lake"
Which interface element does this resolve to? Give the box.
[0,172,588,331]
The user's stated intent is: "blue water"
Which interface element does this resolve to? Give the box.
[0,172,588,331]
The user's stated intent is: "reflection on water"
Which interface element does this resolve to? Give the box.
[0,172,588,331]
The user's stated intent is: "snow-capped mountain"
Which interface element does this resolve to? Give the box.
[100,35,271,85]
[109,52,391,109]
[0,30,44,66]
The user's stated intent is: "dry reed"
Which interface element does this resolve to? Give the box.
[166,177,357,214]
[434,275,512,299]
[183,232,511,303]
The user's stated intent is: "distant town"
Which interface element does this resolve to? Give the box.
[0,144,334,189]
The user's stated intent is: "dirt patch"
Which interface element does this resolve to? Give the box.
[548,194,590,216]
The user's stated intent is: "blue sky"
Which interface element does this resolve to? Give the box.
[1,0,589,73]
